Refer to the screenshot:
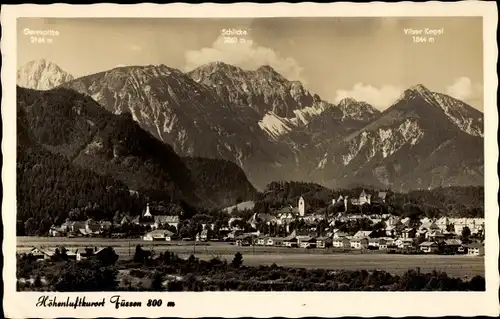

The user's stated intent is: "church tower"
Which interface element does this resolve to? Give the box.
[298,196,305,216]
[144,203,152,218]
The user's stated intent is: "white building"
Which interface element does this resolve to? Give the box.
[143,230,173,241]
[351,190,371,206]
[450,218,485,235]
[350,238,369,249]
[298,196,305,216]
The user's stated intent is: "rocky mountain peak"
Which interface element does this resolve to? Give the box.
[255,65,284,79]
[257,65,276,73]
[409,84,431,94]
[198,61,242,73]
[338,97,358,107]
[17,59,74,90]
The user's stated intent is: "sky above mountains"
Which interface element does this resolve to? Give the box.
[18,17,483,111]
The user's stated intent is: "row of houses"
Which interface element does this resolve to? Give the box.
[28,246,109,261]
[234,230,485,256]
[49,211,181,238]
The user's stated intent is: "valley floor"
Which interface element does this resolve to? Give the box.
[17,237,484,278]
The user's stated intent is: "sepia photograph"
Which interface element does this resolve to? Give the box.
[2,2,499,318]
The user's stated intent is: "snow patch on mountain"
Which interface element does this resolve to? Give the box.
[293,102,331,124]
[258,112,295,139]
[342,119,424,165]
[343,131,370,165]
[317,153,328,169]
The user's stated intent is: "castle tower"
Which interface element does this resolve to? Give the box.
[332,199,336,206]
[344,196,349,212]
[298,196,305,216]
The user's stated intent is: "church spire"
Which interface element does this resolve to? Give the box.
[144,203,152,218]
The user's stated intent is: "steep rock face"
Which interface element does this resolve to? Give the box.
[431,92,483,137]
[188,62,340,140]
[316,85,483,191]
[17,59,74,90]
[63,64,301,189]
[188,62,316,117]
[337,98,380,121]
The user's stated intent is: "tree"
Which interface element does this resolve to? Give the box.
[17,220,26,236]
[54,260,119,291]
[94,247,119,266]
[133,245,145,263]
[151,272,163,291]
[468,275,485,291]
[24,217,38,236]
[38,216,54,236]
[33,275,42,289]
[113,211,122,224]
[461,226,471,242]
[232,252,243,268]
[446,224,455,232]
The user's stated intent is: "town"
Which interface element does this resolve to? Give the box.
[26,189,485,260]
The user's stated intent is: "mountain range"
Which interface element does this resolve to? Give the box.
[17,59,484,192]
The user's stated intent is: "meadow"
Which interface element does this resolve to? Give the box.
[17,237,484,278]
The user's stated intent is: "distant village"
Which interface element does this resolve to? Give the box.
[44,190,485,257]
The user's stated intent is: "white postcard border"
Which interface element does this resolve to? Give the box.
[2,2,499,318]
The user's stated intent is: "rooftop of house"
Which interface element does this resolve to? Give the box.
[31,247,55,256]
[235,234,254,240]
[146,229,174,237]
[419,241,437,246]
[351,237,368,242]
[199,229,209,236]
[354,230,372,237]
[399,238,414,242]
[154,215,180,224]
[250,213,277,223]
[443,239,462,245]
[466,242,484,249]
[316,236,331,241]
[278,206,300,215]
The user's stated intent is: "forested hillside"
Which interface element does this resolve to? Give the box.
[183,157,259,208]
[252,181,484,218]
[16,86,258,233]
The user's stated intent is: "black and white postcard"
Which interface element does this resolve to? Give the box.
[2,2,498,318]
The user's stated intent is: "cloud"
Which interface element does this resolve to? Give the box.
[334,83,404,110]
[184,35,305,83]
[445,77,483,102]
[129,44,142,52]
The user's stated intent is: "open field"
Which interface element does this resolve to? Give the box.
[17,236,484,278]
